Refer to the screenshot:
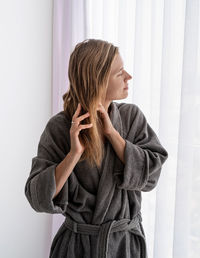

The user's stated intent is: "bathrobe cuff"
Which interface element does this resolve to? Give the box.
[24,114,69,214]
[113,105,168,192]
[114,138,168,192]
[28,161,68,214]
[124,139,147,189]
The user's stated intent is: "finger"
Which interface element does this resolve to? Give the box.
[77,112,90,123]
[97,105,104,111]
[73,103,81,119]
[78,123,93,130]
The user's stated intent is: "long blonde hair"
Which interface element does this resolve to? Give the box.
[62,39,119,169]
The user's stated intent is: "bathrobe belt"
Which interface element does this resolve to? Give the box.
[64,212,142,258]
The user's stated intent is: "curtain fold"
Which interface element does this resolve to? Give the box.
[173,0,200,257]
[52,0,200,257]
[51,0,87,240]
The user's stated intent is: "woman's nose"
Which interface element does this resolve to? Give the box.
[125,71,132,80]
[128,73,132,80]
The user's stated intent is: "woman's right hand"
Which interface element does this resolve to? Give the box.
[69,103,93,156]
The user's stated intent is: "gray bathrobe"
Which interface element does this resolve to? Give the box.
[24,101,168,258]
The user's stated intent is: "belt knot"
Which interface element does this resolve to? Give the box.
[64,212,142,258]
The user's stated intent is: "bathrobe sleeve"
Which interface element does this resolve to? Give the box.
[114,104,168,192]
[24,115,69,214]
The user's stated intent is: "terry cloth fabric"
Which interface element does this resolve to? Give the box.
[59,212,144,258]
[24,101,168,258]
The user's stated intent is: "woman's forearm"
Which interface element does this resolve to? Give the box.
[106,129,126,164]
[53,151,81,199]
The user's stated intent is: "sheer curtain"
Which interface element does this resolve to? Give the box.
[51,0,200,257]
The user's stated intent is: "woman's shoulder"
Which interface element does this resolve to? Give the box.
[46,111,71,129]
[113,101,147,135]
[114,101,142,120]
[41,111,71,143]
[39,111,71,152]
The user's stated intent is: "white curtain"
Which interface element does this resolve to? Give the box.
[51,0,87,239]
[52,0,200,257]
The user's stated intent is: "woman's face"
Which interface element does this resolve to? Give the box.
[106,53,132,101]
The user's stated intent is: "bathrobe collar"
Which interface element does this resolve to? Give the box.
[109,101,124,137]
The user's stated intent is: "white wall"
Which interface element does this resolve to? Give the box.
[0,1,53,257]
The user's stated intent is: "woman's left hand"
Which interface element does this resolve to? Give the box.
[96,103,115,137]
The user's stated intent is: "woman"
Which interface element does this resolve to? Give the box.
[25,39,168,258]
